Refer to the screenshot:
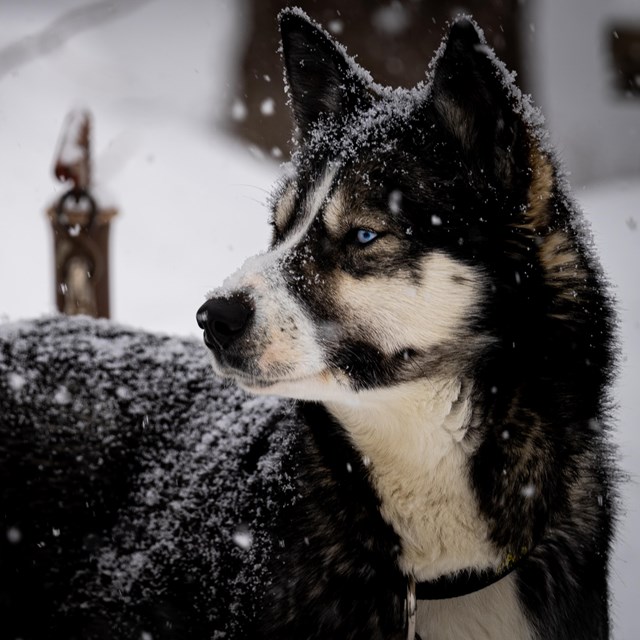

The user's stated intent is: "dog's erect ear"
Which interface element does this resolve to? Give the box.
[279,9,371,139]
[430,18,528,187]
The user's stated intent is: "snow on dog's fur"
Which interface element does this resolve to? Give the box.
[197,9,618,640]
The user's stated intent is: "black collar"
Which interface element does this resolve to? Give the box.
[415,566,513,600]
[414,547,529,600]
[404,557,528,640]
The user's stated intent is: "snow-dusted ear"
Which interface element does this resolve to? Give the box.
[430,18,529,188]
[279,8,371,139]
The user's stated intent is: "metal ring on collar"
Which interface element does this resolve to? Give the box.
[405,575,417,640]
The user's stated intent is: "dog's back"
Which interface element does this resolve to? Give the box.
[0,317,304,638]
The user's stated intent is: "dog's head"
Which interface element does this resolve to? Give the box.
[197,10,559,403]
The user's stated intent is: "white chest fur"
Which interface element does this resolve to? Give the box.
[416,573,533,640]
[326,377,499,581]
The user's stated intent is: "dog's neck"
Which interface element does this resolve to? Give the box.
[325,377,501,581]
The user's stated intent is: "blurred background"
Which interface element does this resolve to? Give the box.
[1,0,638,637]
[1,0,638,332]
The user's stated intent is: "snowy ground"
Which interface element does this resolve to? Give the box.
[1,1,638,637]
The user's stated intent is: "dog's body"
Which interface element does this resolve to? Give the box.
[0,10,617,640]
[197,10,618,639]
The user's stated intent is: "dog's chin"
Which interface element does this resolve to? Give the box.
[239,373,335,401]
[215,365,335,401]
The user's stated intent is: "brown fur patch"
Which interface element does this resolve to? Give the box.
[322,189,348,239]
[523,148,554,229]
[518,147,585,292]
[539,231,583,279]
[272,183,297,233]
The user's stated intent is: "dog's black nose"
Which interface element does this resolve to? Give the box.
[196,293,254,349]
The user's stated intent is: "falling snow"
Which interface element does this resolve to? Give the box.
[520,484,536,498]
[7,527,22,544]
[327,19,344,35]
[371,2,410,36]
[54,385,71,405]
[7,372,26,392]
[231,98,248,122]
[232,528,254,550]
[260,98,275,116]
[388,189,403,214]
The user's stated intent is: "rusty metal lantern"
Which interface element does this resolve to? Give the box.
[47,110,117,318]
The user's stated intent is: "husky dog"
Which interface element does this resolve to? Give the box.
[196,8,618,640]
[0,9,617,640]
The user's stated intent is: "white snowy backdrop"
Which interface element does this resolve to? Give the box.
[1,1,638,637]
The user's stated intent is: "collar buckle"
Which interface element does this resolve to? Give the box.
[405,575,417,640]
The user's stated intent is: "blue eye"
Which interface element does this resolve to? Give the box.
[355,229,378,245]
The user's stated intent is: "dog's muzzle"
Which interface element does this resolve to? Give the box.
[196,293,254,352]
